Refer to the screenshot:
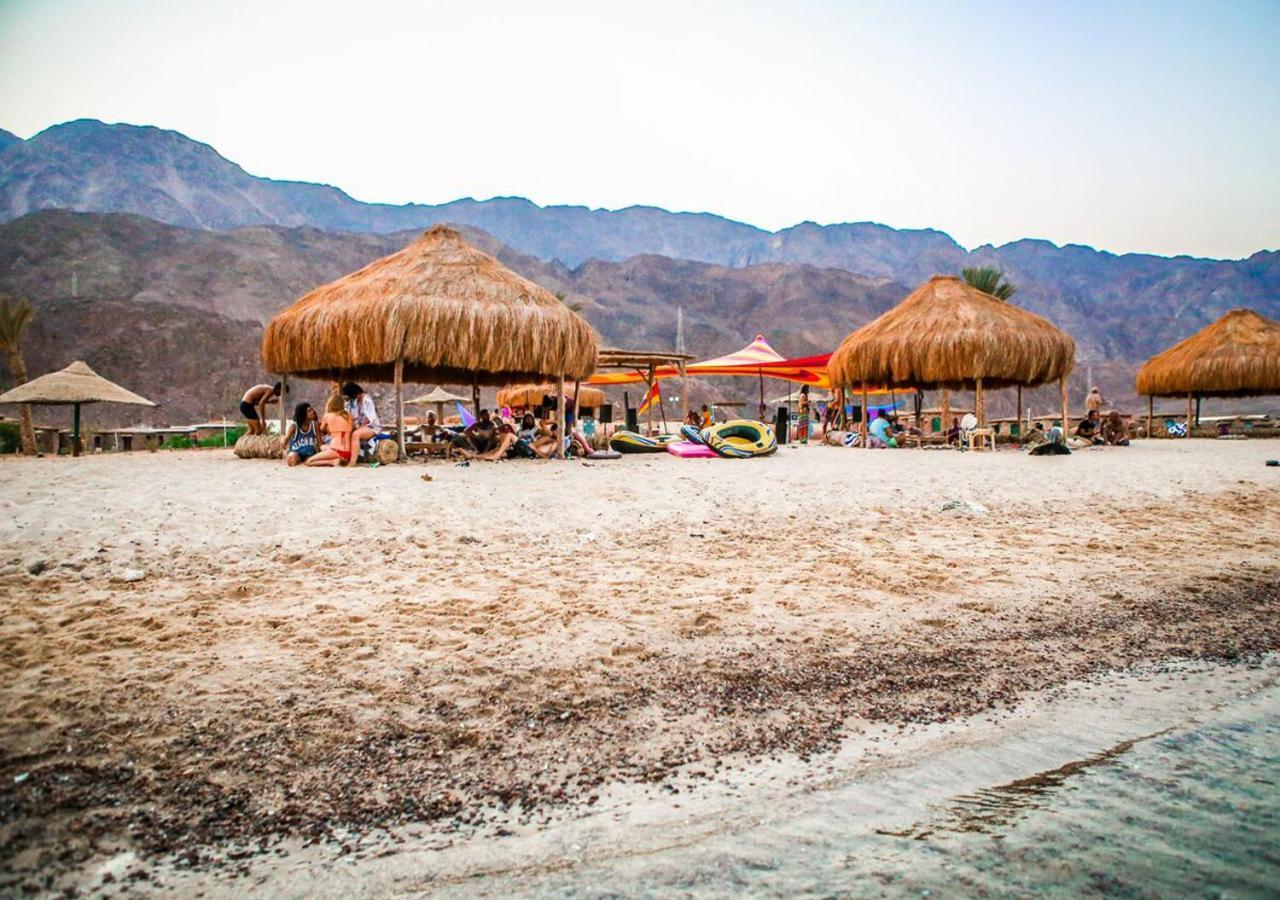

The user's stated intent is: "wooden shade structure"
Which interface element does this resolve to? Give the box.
[0,360,156,457]
[1135,308,1280,438]
[262,225,598,457]
[591,347,696,433]
[828,276,1076,446]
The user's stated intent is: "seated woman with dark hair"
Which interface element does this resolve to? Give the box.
[282,402,320,466]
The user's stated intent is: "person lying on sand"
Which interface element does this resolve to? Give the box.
[306,394,357,467]
[283,403,320,466]
[240,382,282,435]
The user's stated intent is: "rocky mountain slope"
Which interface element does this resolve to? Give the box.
[3,211,1275,428]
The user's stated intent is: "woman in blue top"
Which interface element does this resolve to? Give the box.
[283,403,320,466]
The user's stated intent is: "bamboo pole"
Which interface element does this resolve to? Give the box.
[646,363,656,436]
[941,388,951,439]
[861,382,869,449]
[556,375,566,459]
[1147,395,1153,439]
[72,402,81,457]
[1060,377,1069,437]
[471,374,480,422]
[393,355,405,461]
[976,378,985,429]
[279,374,289,436]
[572,378,581,432]
[1016,385,1022,434]
[680,361,689,424]
[1186,392,1193,439]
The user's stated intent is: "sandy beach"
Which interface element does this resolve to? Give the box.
[2,440,1278,893]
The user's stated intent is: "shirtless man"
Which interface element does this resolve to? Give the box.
[240,382,282,435]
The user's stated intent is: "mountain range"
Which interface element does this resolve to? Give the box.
[0,119,1276,425]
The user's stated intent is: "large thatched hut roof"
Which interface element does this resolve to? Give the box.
[262,225,597,385]
[1136,309,1280,398]
[828,276,1076,390]
[497,383,605,408]
[0,360,155,406]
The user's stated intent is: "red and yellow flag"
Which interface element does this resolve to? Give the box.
[637,381,660,414]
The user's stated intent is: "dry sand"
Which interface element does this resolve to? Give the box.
[1,439,1278,892]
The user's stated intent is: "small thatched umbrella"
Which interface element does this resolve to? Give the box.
[0,360,156,456]
[1135,309,1280,438]
[498,382,605,412]
[262,225,598,457]
[406,386,472,426]
[828,276,1075,445]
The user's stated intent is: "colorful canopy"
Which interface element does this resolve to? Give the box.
[589,335,834,387]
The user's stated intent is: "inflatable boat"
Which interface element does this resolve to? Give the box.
[609,431,678,454]
[702,420,778,458]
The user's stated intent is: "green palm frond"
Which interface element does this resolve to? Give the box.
[961,266,1017,301]
[0,294,35,352]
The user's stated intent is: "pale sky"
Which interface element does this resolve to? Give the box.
[1,0,1277,259]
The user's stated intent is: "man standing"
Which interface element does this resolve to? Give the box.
[240,382,282,435]
[1086,386,1105,417]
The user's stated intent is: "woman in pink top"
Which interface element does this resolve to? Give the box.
[306,395,356,467]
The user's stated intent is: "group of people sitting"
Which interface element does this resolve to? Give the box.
[278,381,387,467]
[421,407,594,461]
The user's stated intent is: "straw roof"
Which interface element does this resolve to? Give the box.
[497,383,605,408]
[0,361,156,406]
[828,276,1076,390]
[406,386,471,405]
[1135,309,1280,398]
[262,225,597,385]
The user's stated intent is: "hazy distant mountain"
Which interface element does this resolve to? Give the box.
[2,211,1276,426]
[6,119,1271,288]
[0,129,20,157]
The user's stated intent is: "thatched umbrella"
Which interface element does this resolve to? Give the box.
[262,225,598,457]
[828,276,1075,445]
[406,386,472,426]
[0,360,156,456]
[498,382,605,410]
[1135,309,1280,438]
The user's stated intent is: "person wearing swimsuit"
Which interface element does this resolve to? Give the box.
[240,382,282,435]
[306,394,357,467]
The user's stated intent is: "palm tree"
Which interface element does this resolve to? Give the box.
[0,294,37,455]
[962,266,1017,301]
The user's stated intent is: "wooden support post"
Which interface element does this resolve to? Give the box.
[837,388,846,428]
[1016,385,1023,433]
[860,382,869,449]
[941,388,951,438]
[279,374,288,436]
[572,378,581,435]
[556,375,566,459]
[975,378,985,429]
[646,363,655,436]
[1147,395,1153,439]
[393,355,405,461]
[471,375,481,421]
[1060,377,1069,437]
[1186,392,1193,439]
[72,402,81,457]
[680,361,689,425]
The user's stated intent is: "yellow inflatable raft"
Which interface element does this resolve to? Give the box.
[702,420,778,458]
[609,431,678,454]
